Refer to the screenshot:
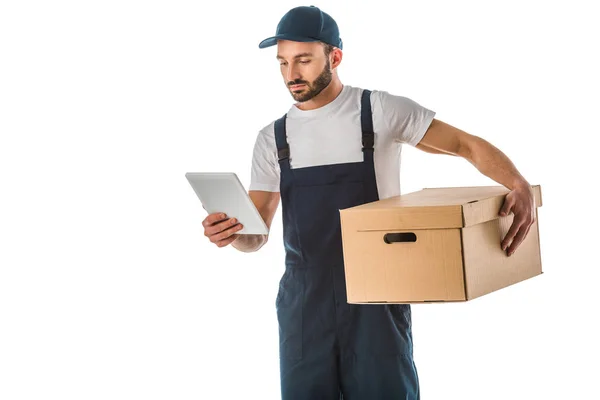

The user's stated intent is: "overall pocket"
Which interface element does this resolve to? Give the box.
[390,303,413,332]
[275,269,304,360]
[350,303,414,357]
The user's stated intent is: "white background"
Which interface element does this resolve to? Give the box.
[1,0,598,399]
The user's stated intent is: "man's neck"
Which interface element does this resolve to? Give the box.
[295,79,344,111]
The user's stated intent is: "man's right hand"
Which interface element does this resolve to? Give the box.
[202,212,244,248]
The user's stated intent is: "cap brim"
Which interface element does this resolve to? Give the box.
[258,34,319,49]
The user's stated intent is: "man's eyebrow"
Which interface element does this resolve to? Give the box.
[276,52,314,60]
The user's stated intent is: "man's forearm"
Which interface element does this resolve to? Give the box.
[462,136,529,190]
[231,234,268,253]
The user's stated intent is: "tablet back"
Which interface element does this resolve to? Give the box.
[185,172,269,235]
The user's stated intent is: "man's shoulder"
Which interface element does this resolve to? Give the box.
[344,86,410,108]
[257,107,295,137]
[257,119,276,137]
[366,88,425,116]
[342,84,369,98]
[344,84,389,95]
[254,116,282,146]
[365,87,406,101]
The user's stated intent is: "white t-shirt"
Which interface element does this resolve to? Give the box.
[249,85,436,200]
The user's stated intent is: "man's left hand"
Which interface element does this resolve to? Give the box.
[498,184,536,256]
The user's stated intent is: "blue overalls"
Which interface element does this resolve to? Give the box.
[274,89,420,399]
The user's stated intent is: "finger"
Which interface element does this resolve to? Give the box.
[507,223,531,256]
[204,214,228,235]
[211,222,244,243]
[207,217,239,237]
[501,219,523,251]
[213,223,243,243]
[216,234,239,248]
[204,212,227,228]
[499,195,514,217]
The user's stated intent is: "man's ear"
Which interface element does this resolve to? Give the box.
[331,48,343,69]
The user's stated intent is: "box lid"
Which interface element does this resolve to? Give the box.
[339,185,542,230]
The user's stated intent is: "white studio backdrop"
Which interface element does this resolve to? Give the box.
[0,0,598,399]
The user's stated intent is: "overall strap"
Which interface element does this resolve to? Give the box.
[274,114,290,170]
[360,89,374,151]
[360,89,380,202]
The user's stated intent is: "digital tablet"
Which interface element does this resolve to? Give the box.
[185,172,269,235]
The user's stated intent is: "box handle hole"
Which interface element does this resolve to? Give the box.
[384,232,417,244]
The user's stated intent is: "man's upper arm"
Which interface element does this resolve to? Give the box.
[247,123,281,237]
[416,118,476,157]
[249,124,280,193]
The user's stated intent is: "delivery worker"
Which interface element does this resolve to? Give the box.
[201,5,536,399]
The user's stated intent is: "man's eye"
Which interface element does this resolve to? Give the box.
[299,60,310,64]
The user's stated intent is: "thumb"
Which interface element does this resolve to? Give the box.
[499,195,513,216]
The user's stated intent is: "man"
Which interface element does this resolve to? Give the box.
[202,5,536,399]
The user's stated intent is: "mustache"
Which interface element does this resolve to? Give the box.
[287,80,309,87]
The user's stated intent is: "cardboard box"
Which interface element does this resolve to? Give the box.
[339,185,543,303]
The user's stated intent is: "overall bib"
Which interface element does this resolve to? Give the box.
[274,89,419,400]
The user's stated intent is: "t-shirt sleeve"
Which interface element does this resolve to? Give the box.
[249,123,280,192]
[375,90,436,146]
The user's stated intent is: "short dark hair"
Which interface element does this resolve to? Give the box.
[323,43,335,57]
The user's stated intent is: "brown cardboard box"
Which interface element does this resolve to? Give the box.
[339,185,543,303]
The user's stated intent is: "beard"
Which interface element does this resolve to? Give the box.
[287,59,332,103]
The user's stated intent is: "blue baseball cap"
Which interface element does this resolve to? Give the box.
[258,5,343,50]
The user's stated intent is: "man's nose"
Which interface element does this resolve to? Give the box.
[286,65,302,83]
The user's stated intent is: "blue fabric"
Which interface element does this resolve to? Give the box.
[273,89,420,399]
[259,6,343,49]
